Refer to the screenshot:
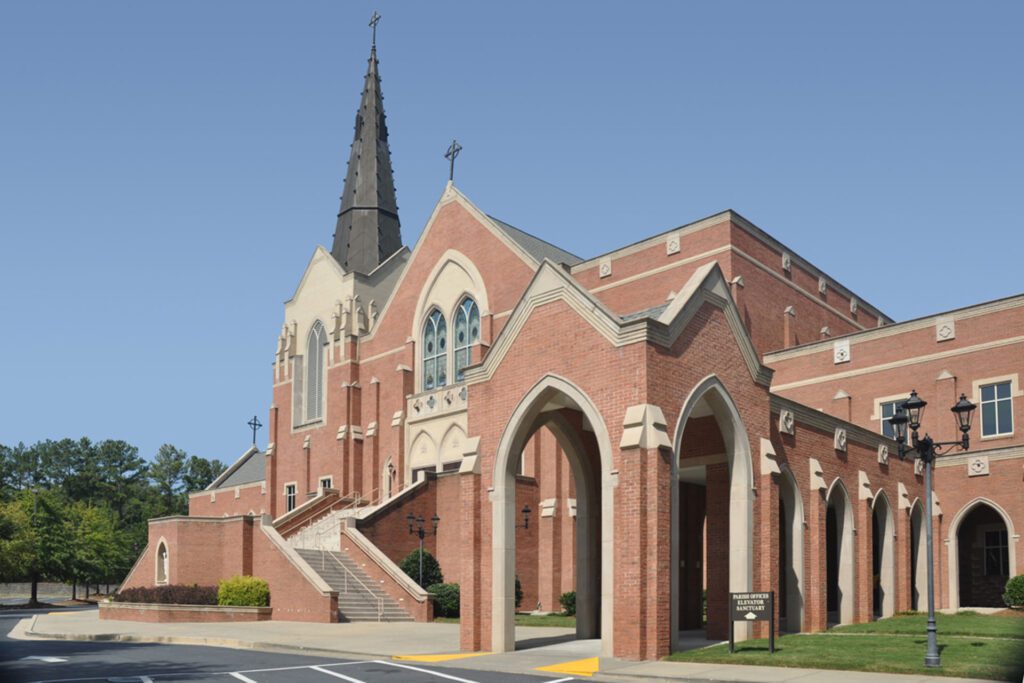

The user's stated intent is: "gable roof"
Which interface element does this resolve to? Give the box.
[463,259,772,386]
[488,216,583,266]
[206,445,264,491]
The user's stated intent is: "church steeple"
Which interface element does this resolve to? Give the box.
[330,13,402,274]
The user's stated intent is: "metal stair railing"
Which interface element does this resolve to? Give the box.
[314,536,384,622]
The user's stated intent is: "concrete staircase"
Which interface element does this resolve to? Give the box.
[294,548,413,623]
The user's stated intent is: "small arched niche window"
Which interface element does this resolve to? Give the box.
[422,310,447,390]
[454,297,480,382]
[156,542,169,585]
[306,321,326,422]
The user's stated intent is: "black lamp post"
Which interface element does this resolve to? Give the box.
[407,513,440,586]
[890,390,976,668]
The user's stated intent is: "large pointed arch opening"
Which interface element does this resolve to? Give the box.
[492,375,615,655]
[872,491,896,619]
[670,375,754,651]
[947,498,1016,609]
[826,479,856,626]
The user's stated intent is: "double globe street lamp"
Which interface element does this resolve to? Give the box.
[889,390,976,668]
[407,513,440,586]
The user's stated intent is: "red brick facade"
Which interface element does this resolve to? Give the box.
[126,184,1021,660]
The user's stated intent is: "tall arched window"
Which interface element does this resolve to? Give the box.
[306,321,326,421]
[454,297,480,382]
[422,310,447,390]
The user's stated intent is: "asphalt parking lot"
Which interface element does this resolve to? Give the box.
[1,609,576,683]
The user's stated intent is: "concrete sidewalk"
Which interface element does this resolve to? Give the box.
[10,610,997,683]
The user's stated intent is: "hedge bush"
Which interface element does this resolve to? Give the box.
[115,584,217,605]
[559,591,576,616]
[428,582,460,618]
[515,575,523,609]
[1004,575,1024,607]
[218,575,270,607]
[400,549,444,588]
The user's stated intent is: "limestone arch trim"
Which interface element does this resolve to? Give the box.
[408,431,437,475]
[946,497,1018,610]
[154,537,169,585]
[411,249,491,341]
[825,478,856,625]
[670,374,755,649]
[778,466,805,631]
[491,374,615,656]
[871,490,896,618]
[909,499,927,611]
[439,422,468,466]
[412,251,491,393]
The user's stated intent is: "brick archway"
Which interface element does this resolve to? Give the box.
[491,374,616,655]
[947,498,1017,609]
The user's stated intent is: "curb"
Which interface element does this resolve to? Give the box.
[21,626,393,661]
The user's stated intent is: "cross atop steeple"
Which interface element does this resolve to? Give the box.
[369,11,381,49]
[330,17,403,274]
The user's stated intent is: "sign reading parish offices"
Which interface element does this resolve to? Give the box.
[729,592,775,653]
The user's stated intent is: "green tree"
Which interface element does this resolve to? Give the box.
[8,489,73,605]
[183,455,227,494]
[0,500,32,580]
[68,502,128,592]
[150,444,188,515]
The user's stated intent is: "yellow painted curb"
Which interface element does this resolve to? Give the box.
[393,652,493,662]
[536,656,599,677]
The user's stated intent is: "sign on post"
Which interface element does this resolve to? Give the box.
[728,591,774,654]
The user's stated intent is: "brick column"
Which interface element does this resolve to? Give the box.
[616,404,673,660]
[758,471,781,638]
[855,491,874,623]
[805,487,827,631]
[805,458,828,631]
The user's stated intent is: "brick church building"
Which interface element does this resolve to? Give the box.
[120,33,1023,660]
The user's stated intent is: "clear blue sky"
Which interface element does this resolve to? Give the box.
[1,1,1021,464]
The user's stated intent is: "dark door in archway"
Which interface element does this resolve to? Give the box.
[958,505,1010,607]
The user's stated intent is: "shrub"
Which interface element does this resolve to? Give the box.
[1003,575,1024,607]
[515,575,523,609]
[428,582,460,618]
[114,584,217,605]
[400,549,443,588]
[217,575,270,607]
[559,591,576,616]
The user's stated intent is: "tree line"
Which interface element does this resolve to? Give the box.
[0,438,225,604]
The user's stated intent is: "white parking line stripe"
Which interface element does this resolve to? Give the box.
[229,673,259,683]
[545,678,575,683]
[231,661,372,674]
[309,665,368,682]
[372,660,480,683]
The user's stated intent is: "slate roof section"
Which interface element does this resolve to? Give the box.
[489,216,583,266]
[207,445,265,490]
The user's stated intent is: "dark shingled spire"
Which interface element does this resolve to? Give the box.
[330,38,402,274]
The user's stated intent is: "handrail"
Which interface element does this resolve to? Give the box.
[318,546,384,622]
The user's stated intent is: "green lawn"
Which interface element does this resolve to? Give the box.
[834,611,1024,639]
[434,614,576,628]
[667,612,1024,681]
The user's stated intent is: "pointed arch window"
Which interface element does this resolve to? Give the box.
[454,297,480,382]
[156,542,169,585]
[422,310,447,390]
[306,321,326,422]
